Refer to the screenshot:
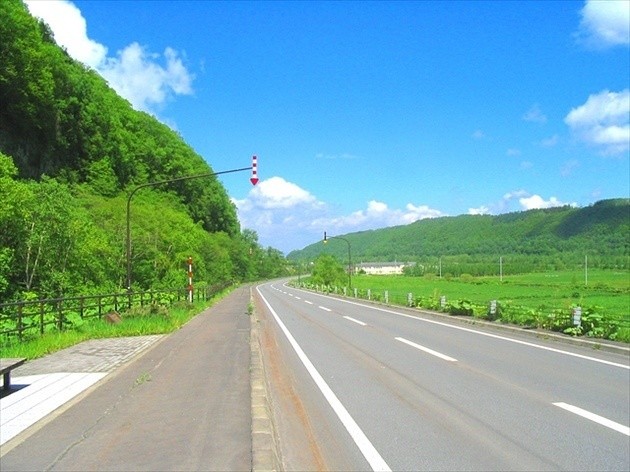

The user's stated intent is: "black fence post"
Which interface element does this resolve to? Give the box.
[39,301,44,335]
[17,303,23,342]
[57,299,63,331]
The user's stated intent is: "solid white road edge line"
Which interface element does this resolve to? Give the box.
[395,337,458,362]
[257,285,391,472]
[292,287,629,370]
[344,316,367,326]
[553,402,630,436]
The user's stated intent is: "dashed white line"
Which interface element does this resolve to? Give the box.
[395,337,458,362]
[319,306,332,312]
[344,316,367,326]
[553,402,630,436]
[304,300,313,305]
[302,293,629,370]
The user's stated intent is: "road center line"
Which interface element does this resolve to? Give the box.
[344,316,367,326]
[395,337,458,362]
[553,402,630,436]
[319,306,332,312]
[257,286,391,472]
[304,300,313,305]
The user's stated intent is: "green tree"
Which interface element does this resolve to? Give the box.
[311,255,346,287]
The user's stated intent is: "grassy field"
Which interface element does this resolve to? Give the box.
[351,270,628,313]
[332,269,629,342]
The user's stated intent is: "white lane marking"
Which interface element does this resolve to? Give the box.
[344,316,367,326]
[257,286,391,472]
[295,290,629,370]
[319,306,332,312]
[395,337,458,362]
[553,402,630,436]
[295,296,301,300]
[305,300,313,305]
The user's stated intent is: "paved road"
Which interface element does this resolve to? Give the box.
[1,286,254,472]
[255,281,630,471]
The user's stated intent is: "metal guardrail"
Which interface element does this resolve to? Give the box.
[0,283,229,343]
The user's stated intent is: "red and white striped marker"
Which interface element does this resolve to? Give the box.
[250,155,259,186]
[187,256,193,303]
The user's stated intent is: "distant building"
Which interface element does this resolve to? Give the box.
[354,262,409,275]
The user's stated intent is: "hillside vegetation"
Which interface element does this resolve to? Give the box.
[0,0,286,303]
[289,200,629,276]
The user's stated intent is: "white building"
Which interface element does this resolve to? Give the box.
[354,262,408,275]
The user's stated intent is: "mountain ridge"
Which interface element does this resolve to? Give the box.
[288,199,629,273]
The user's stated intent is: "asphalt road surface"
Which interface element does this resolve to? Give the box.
[255,281,630,472]
[1,286,252,472]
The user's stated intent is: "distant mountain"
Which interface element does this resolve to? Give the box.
[288,199,629,273]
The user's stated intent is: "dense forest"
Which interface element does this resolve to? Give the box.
[0,0,287,303]
[289,199,630,276]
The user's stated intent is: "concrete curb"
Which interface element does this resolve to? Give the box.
[250,288,282,472]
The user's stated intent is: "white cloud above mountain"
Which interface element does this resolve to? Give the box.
[25,0,194,115]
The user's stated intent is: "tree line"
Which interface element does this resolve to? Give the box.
[0,1,288,302]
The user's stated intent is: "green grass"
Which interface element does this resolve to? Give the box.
[303,269,630,342]
[350,270,629,315]
[0,287,232,360]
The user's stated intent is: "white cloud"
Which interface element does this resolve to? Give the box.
[233,177,444,252]
[565,89,630,155]
[315,200,443,231]
[25,0,194,115]
[99,43,193,113]
[576,0,630,48]
[523,104,547,124]
[479,190,577,215]
[503,189,529,201]
[519,195,576,210]
[245,176,322,210]
[25,0,106,68]
[468,206,490,215]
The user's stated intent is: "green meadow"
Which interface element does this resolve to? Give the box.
[342,269,630,342]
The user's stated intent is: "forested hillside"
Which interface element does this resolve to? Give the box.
[289,199,630,276]
[0,0,286,302]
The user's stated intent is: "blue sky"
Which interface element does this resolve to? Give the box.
[26,0,630,254]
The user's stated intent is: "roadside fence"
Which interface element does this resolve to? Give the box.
[0,283,229,343]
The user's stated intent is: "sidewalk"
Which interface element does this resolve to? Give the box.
[1,335,162,446]
[0,285,270,471]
